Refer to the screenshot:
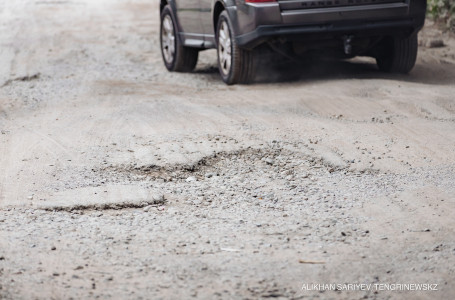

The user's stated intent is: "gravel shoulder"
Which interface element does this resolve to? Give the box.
[1,1,455,299]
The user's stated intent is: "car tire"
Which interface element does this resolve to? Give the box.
[376,34,418,74]
[160,5,198,72]
[217,11,255,85]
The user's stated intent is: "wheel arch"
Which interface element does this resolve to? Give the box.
[160,0,169,14]
[160,1,186,45]
[212,1,226,35]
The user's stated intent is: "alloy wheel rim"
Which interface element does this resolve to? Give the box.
[161,15,175,64]
[218,21,232,76]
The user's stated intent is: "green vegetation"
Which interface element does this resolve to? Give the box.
[427,0,455,32]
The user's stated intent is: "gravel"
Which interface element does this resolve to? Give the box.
[1,0,455,299]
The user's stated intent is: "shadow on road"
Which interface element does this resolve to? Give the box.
[254,58,455,86]
[194,56,455,86]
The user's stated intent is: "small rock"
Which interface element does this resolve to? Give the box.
[27,195,33,200]
[186,176,197,182]
[51,246,56,251]
[265,158,275,165]
[205,173,215,178]
[428,39,445,48]
[143,205,152,212]
[433,244,443,252]
[152,194,165,202]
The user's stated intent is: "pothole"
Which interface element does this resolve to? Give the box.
[94,144,357,209]
[102,145,338,182]
[34,142,387,212]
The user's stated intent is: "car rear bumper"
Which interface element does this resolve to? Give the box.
[236,17,423,48]
[229,0,426,48]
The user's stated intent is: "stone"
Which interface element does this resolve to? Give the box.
[152,194,165,202]
[265,158,275,165]
[428,39,445,48]
[186,176,197,182]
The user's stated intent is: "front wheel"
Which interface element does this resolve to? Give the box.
[160,5,198,72]
[376,35,418,74]
[217,11,255,85]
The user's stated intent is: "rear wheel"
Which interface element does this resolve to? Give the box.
[217,11,255,84]
[376,34,418,74]
[160,5,198,72]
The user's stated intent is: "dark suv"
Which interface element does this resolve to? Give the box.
[159,0,427,84]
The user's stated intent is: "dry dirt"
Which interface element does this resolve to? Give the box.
[1,0,455,299]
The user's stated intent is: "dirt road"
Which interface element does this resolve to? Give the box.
[1,0,455,299]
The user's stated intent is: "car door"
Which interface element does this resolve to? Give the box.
[174,0,204,36]
[198,0,216,47]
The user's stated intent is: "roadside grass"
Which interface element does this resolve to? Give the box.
[428,0,455,32]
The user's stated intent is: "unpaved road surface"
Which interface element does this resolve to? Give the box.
[1,0,455,299]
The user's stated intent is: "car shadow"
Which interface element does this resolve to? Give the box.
[192,51,455,86]
[194,65,219,75]
[253,57,455,86]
